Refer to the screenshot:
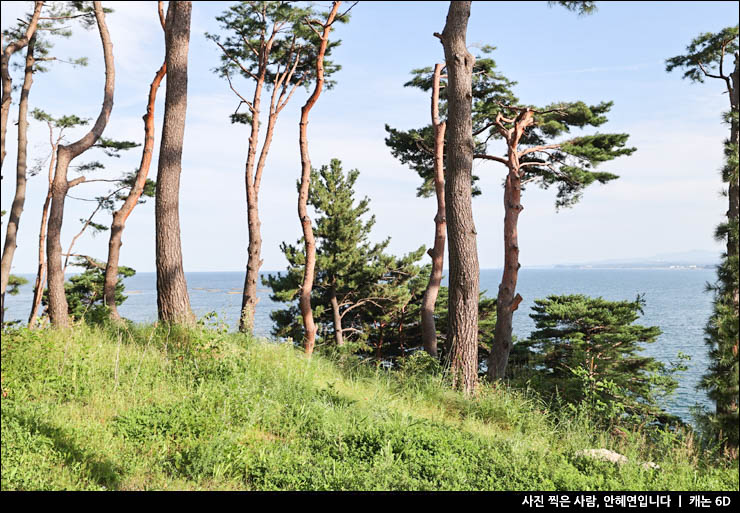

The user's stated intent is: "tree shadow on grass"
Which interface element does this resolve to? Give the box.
[11,409,123,490]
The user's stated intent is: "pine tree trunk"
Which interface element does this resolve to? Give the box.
[488,164,523,379]
[28,132,57,327]
[330,285,344,346]
[728,59,738,308]
[104,60,166,320]
[28,195,50,327]
[240,112,277,333]
[237,29,281,334]
[420,62,447,358]
[0,1,43,176]
[46,151,71,327]
[297,2,340,356]
[487,108,534,380]
[0,34,35,325]
[438,1,479,396]
[46,1,115,328]
[155,0,193,325]
[241,190,263,331]
[239,65,267,333]
[298,115,318,355]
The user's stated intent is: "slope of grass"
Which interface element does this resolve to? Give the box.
[1,322,737,491]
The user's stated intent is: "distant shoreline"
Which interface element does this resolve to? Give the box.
[7,266,718,276]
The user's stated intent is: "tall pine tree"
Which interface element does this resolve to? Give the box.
[667,26,739,450]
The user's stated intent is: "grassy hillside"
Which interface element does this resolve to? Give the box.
[1,322,737,491]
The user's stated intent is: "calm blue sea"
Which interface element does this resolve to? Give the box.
[3,268,717,422]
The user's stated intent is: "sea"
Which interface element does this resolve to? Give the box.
[2,268,718,423]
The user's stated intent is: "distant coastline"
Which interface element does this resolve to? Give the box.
[554,263,716,270]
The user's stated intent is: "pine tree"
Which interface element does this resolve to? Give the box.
[358,248,427,359]
[207,1,344,333]
[522,294,680,426]
[482,100,635,381]
[310,160,391,347]
[385,47,516,358]
[155,0,193,325]
[667,26,739,450]
[296,1,351,355]
[45,1,116,328]
[265,158,497,365]
[0,2,93,325]
[265,159,412,349]
[42,255,134,325]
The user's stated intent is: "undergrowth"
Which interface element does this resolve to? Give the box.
[1,322,737,491]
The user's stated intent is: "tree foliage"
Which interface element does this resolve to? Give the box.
[206,0,347,125]
[515,294,683,426]
[699,115,739,449]
[3,1,94,79]
[667,26,739,450]
[665,26,739,83]
[264,159,424,349]
[42,255,134,324]
[385,46,518,197]
[265,159,498,362]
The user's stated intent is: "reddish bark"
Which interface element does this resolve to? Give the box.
[330,285,344,346]
[487,108,538,380]
[28,123,59,328]
[104,8,167,321]
[241,62,302,332]
[46,2,114,328]
[214,17,305,334]
[298,1,341,356]
[420,62,447,357]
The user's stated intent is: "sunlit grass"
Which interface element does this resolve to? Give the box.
[1,322,737,490]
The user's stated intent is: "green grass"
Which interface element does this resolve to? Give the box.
[1,322,737,491]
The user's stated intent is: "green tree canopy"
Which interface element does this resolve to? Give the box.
[264,159,425,351]
[42,255,135,324]
[206,1,348,124]
[518,294,681,426]
[665,26,739,84]
[384,45,518,197]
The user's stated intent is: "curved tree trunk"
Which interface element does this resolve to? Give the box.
[297,1,341,356]
[29,175,52,327]
[0,34,35,325]
[238,43,269,333]
[437,1,479,395]
[330,285,344,346]
[155,0,193,324]
[104,60,166,320]
[46,1,115,328]
[0,1,43,176]
[488,164,524,379]
[487,109,534,380]
[46,152,72,327]
[28,125,58,327]
[420,62,447,357]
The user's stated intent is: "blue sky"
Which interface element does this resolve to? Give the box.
[1,1,738,273]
